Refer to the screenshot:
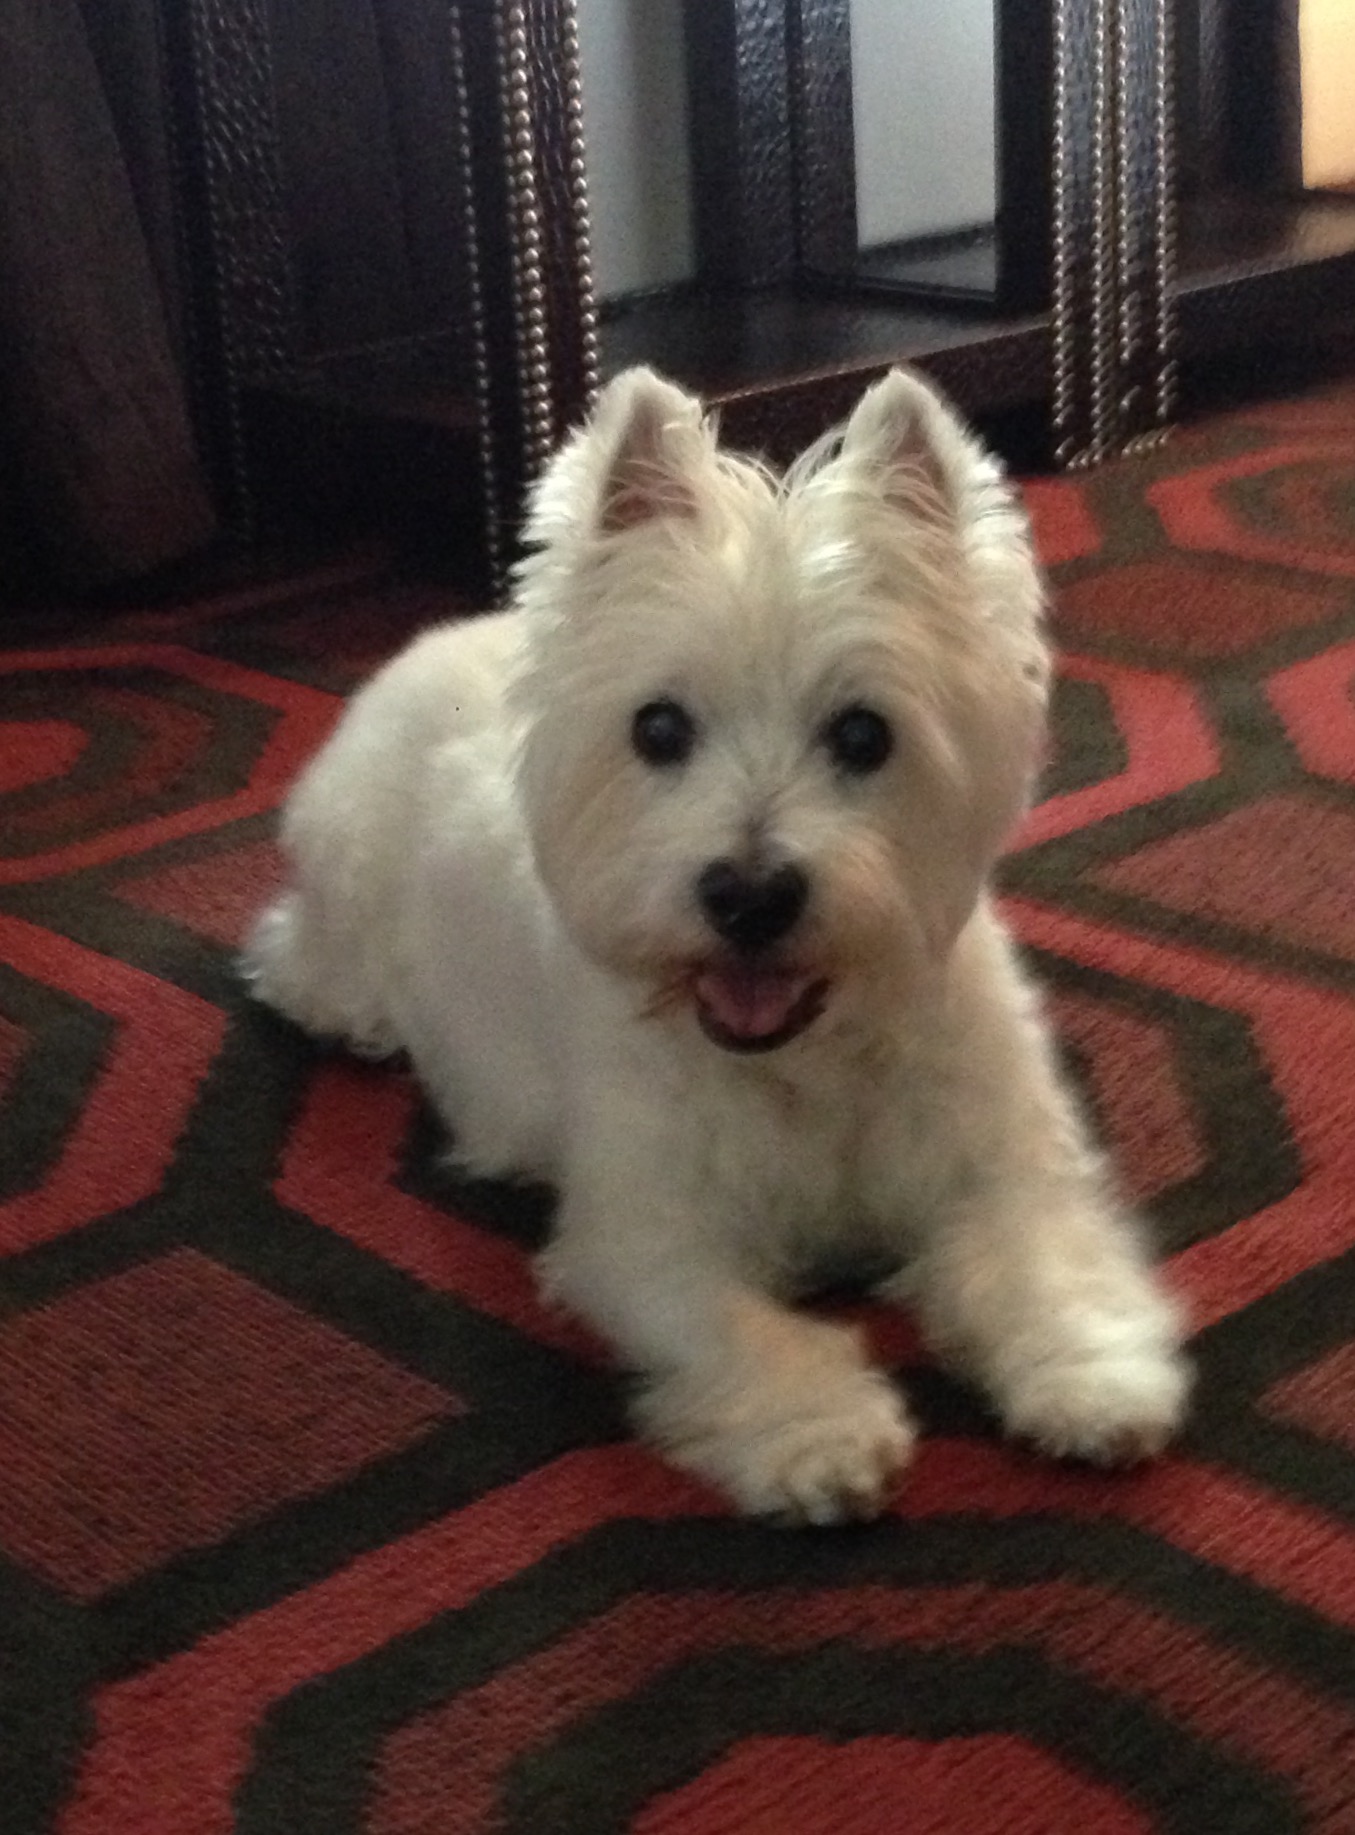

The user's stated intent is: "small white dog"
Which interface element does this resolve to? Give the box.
[245,365,1189,1524]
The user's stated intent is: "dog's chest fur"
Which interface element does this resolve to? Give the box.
[661,1032,956,1290]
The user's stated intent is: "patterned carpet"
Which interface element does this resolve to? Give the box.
[2,380,1355,1834]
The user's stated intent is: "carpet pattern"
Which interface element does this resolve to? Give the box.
[2,384,1355,1833]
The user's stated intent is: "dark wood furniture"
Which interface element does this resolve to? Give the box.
[650,0,1355,465]
[173,0,1355,587]
[173,0,597,593]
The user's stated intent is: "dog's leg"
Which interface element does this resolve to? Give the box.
[543,1190,915,1525]
[242,891,398,1058]
[904,1177,1190,1464]
[877,918,1191,1465]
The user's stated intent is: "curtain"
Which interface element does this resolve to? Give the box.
[0,0,216,597]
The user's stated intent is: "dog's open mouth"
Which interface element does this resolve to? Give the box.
[693,964,829,1053]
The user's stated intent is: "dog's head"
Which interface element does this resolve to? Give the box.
[512,366,1049,1056]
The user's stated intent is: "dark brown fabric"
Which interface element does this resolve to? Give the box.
[0,0,216,592]
[75,0,190,367]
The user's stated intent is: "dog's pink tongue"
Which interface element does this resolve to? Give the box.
[694,965,805,1040]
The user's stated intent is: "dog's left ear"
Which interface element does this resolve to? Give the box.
[836,368,976,522]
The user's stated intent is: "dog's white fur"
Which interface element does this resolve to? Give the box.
[245,366,1190,1523]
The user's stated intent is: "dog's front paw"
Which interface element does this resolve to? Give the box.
[729,1379,916,1525]
[643,1339,915,1526]
[1000,1336,1191,1467]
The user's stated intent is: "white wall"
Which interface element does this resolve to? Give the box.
[576,0,695,298]
[1301,0,1355,186]
[852,0,996,244]
[576,0,995,299]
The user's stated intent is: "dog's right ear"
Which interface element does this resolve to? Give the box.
[520,367,712,558]
[589,367,709,534]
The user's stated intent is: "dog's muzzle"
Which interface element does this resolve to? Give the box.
[691,859,823,1050]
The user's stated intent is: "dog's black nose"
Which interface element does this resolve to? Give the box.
[696,860,809,953]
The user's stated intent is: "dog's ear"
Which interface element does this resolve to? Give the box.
[835,367,976,522]
[591,367,709,533]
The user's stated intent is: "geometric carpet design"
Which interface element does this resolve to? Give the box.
[3,382,1355,1833]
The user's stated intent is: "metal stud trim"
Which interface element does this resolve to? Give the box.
[1051,0,1178,470]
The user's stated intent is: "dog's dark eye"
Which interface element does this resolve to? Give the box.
[823,704,894,776]
[632,698,696,767]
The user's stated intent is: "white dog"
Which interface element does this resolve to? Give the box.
[245,366,1189,1524]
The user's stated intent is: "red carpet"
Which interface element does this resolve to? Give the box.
[2,384,1354,1833]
